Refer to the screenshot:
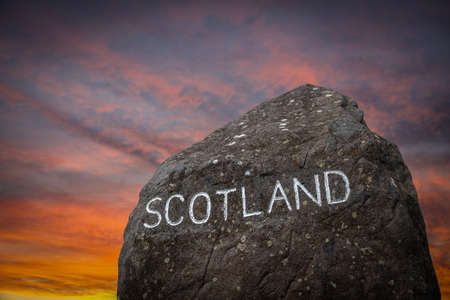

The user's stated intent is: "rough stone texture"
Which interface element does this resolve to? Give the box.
[118,84,440,299]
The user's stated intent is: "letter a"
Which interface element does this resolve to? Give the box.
[268,180,292,214]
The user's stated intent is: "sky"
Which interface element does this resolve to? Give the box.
[0,0,449,299]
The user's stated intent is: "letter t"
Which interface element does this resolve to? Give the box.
[216,188,236,221]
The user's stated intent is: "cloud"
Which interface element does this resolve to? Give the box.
[0,0,449,297]
[0,197,128,295]
[0,83,188,168]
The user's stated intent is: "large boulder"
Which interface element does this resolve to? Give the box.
[118,84,440,299]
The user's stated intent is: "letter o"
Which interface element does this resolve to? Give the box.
[189,192,211,224]
[165,194,185,226]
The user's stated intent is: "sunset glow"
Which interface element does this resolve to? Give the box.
[0,1,448,299]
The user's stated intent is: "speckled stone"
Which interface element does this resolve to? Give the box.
[118,84,440,299]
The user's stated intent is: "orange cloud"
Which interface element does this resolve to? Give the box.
[0,196,134,296]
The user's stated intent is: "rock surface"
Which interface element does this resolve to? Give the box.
[118,84,440,299]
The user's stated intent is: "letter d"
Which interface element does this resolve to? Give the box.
[324,170,350,204]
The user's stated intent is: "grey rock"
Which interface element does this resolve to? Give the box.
[118,84,440,299]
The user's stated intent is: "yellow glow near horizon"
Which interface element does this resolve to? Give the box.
[0,292,116,300]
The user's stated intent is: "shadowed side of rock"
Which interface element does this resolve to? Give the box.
[118,84,440,299]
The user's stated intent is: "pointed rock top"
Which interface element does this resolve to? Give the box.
[149,84,366,186]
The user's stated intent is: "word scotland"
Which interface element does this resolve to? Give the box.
[144,170,350,229]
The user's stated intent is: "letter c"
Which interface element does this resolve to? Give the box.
[165,194,185,226]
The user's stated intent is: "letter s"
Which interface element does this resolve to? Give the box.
[144,197,162,229]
